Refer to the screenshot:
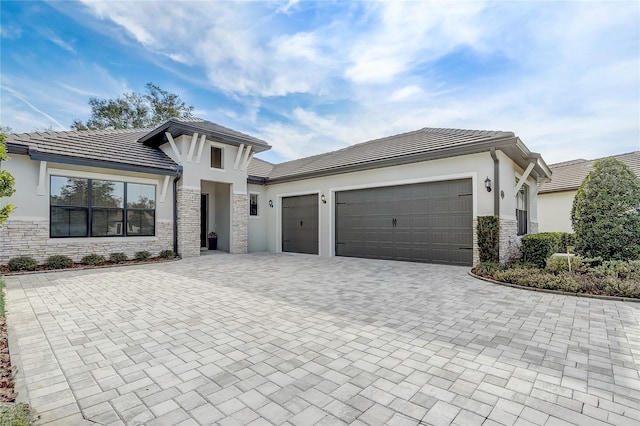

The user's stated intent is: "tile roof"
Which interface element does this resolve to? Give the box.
[251,127,516,181]
[6,128,180,174]
[540,151,640,193]
[247,158,275,178]
[139,117,271,152]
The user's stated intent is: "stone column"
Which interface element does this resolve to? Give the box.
[499,218,520,263]
[177,186,201,258]
[231,193,248,254]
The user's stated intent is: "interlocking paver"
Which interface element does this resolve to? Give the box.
[5,254,639,425]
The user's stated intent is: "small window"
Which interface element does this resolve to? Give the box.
[516,180,528,236]
[249,193,258,216]
[211,147,223,169]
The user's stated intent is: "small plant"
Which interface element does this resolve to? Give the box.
[45,255,73,270]
[7,256,37,271]
[546,255,582,274]
[134,250,151,260]
[109,252,128,263]
[159,249,176,259]
[81,253,105,266]
[474,262,503,276]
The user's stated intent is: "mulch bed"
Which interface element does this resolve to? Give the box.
[0,256,177,275]
[0,316,16,403]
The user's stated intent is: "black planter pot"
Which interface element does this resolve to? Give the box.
[208,237,218,250]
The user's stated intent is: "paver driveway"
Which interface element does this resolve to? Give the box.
[5,253,640,426]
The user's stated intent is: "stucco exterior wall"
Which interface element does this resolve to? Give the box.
[247,184,269,253]
[261,151,514,260]
[537,191,575,233]
[0,154,175,263]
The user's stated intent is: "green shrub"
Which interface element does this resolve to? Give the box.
[159,249,176,259]
[520,233,562,268]
[474,262,503,276]
[0,402,31,426]
[493,268,580,292]
[81,253,105,265]
[7,256,37,271]
[109,252,128,263]
[571,157,640,260]
[477,215,499,263]
[545,255,583,274]
[45,255,72,269]
[134,250,151,260]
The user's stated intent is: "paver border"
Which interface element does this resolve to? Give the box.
[468,270,640,303]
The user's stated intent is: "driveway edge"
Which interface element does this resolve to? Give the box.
[468,271,640,303]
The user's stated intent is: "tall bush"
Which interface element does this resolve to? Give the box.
[477,216,499,263]
[571,158,640,260]
[520,233,561,267]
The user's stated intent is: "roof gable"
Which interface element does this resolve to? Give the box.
[139,117,271,153]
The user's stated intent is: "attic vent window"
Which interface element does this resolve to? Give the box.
[211,147,223,169]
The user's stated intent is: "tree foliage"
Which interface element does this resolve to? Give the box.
[0,131,16,226]
[71,83,194,130]
[571,158,640,260]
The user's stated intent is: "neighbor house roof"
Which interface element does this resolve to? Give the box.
[139,117,271,153]
[249,127,551,183]
[5,128,181,176]
[539,151,640,194]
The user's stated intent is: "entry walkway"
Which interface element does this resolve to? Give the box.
[5,254,640,425]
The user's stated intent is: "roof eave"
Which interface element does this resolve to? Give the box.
[28,150,180,176]
[139,118,272,153]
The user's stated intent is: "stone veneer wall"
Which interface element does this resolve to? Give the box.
[177,186,201,258]
[530,221,539,235]
[231,193,248,254]
[0,220,173,264]
[472,219,479,265]
[499,218,521,263]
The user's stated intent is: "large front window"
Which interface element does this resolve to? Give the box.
[50,176,156,238]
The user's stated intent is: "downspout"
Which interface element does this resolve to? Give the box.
[172,168,183,255]
[490,147,499,216]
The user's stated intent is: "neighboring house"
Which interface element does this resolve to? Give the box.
[1,118,550,266]
[537,151,640,233]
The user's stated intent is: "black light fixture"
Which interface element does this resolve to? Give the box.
[268,200,274,208]
[484,177,492,192]
[321,194,327,204]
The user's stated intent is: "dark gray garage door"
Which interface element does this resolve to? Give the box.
[335,179,473,266]
[282,194,319,255]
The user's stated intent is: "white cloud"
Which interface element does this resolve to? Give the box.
[390,85,423,102]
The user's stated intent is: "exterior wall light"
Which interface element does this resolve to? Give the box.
[269,200,274,208]
[321,194,327,204]
[484,177,492,192]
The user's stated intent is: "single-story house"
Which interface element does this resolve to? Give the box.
[537,151,640,233]
[1,118,551,266]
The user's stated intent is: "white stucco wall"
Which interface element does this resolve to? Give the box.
[538,191,575,233]
[259,151,503,258]
[247,184,269,252]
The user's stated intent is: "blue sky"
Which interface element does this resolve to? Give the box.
[1,1,638,165]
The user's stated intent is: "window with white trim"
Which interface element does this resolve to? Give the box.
[50,176,155,238]
[211,147,223,169]
[249,193,258,216]
[516,180,528,236]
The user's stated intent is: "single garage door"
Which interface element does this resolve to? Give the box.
[282,194,319,254]
[335,179,473,266]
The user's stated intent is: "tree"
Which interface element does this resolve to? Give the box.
[0,131,16,226]
[71,83,194,130]
[571,157,640,260]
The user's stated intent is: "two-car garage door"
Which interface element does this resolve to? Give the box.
[281,179,473,266]
[335,179,473,266]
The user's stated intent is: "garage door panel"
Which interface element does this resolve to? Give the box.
[282,194,318,255]
[335,179,473,266]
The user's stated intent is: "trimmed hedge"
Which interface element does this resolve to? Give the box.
[45,255,72,270]
[520,232,574,268]
[7,256,37,272]
[477,215,499,263]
